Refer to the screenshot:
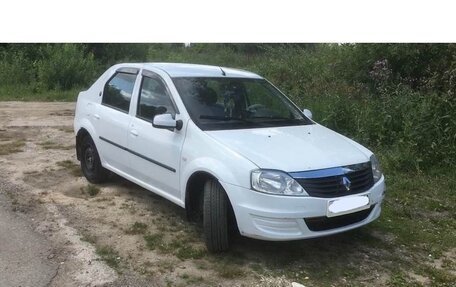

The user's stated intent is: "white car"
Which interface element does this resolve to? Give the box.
[74,63,385,252]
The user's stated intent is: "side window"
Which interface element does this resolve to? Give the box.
[137,76,176,122]
[102,72,137,113]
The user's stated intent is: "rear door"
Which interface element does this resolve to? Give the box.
[127,70,185,199]
[95,68,139,173]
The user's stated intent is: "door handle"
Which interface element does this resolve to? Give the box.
[93,114,100,120]
[130,130,139,137]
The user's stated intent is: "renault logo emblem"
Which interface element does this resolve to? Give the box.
[342,176,351,191]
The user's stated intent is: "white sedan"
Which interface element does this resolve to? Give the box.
[74,63,386,252]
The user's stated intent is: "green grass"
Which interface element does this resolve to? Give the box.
[0,140,25,155]
[38,140,73,150]
[143,232,207,260]
[143,233,164,251]
[174,244,206,260]
[0,85,80,101]
[58,126,74,133]
[374,167,456,256]
[80,232,97,244]
[96,245,121,270]
[81,184,100,197]
[56,160,82,177]
[180,273,205,284]
[214,263,246,279]
[125,222,148,235]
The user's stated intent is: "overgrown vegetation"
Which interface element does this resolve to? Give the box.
[1,43,455,173]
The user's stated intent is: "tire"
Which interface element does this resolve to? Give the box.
[80,136,109,184]
[203,179,230,252]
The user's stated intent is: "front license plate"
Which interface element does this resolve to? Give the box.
[327,195,370,217]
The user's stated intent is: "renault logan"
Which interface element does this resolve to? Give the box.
[74,63,386,252]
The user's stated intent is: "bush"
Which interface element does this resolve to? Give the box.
[0,49,35,86]
[36,44,98,90]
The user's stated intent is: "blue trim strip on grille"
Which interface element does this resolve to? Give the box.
[289,162,370,179]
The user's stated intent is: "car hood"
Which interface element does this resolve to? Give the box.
[205,124,371,172]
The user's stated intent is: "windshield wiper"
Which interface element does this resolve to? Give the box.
[199,115,250,122]
[248,116,294,120]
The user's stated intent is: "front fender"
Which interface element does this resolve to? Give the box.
[180,156,253,203]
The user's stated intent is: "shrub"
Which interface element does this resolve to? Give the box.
[36,44,98,90]
[0,49,35,86]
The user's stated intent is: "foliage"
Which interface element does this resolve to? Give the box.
[0,43,455,171]
[0,48,35,86]
[36,44,98,90]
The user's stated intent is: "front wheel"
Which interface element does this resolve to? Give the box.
[203,179,230,252]
[80,136,109,184]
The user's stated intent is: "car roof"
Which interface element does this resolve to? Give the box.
[120,63,263,79]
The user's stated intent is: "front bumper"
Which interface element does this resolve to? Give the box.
[221,176,385,241]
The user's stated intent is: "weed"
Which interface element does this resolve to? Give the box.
[143,232,206,260]
[0,140,25,155]
[38,140,73,150]
[175,244,206,260]
[125,222,148,235]
[80,232,96,244]
[180,273,205,284]
[157,259,176,273]
[96,245,121,270]
[214,263,246,279]
[56,160,82,177]
[144,233,165,251]
[81,184,100,197]
[58,127,74,133]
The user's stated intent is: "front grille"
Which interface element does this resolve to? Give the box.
[292,162,374,198]
[304,205,374,231]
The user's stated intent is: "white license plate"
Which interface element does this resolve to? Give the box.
[327,195,370,217]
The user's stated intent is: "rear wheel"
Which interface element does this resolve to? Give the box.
[80,136,109,184]
[203,179,230,252]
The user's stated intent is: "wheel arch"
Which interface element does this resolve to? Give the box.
[76,128,89,160]
[184,170,217,221]
[184,169,237,224]
[75,120,97,161]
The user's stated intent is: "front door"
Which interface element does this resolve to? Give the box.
[127,73,185,200]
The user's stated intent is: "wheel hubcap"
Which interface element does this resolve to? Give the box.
[84,147,95,171]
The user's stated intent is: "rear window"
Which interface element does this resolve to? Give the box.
[102,72,137,113]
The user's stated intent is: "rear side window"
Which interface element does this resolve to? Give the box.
[137,76,176,122]
[102,72,137,113]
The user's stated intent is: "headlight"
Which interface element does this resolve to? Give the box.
[370,154,383,183]
[251,169,307,196]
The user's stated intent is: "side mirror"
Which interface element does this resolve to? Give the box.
[303,108,313,119]
[152,113,183,131]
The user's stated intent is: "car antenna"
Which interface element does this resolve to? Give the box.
[219,67,226,76]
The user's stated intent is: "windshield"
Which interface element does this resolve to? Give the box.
[172,77,313,130]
